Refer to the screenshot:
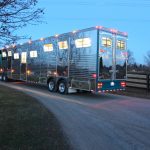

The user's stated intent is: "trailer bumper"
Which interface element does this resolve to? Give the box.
[97,80,126,92]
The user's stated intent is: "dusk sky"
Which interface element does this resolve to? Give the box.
[16,0,150,64]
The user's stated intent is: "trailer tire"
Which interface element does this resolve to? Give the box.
[48,79,56,92]
[58,80,68,94]
[2,75,8,82]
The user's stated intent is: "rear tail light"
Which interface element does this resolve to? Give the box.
[121,82,126,87]
[98,82,103,88]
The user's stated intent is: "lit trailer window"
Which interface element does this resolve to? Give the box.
[30,51,37,58]
[101,37,112,47]
[58,41,68,50]
[117,40,126,50]
[14,53,19,59]
[75,38,91,48]
[43,44,53,52]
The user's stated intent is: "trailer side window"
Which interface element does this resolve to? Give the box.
[58,41,68,50]
[102,37,112,47]
[8,51,12,57]
[2,52,7,57]
[75,38,91,48]
[30,51,37,58]
[21,52,27,64]
[43,44,53,52]
[14,53,19,59]
[117,40,125,50]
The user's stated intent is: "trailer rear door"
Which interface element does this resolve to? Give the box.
[99,32,127,80]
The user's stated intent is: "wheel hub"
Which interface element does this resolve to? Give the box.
[59,83,65,93]
[49,81,54,91]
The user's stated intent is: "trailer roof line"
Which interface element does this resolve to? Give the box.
[0,25,128,51]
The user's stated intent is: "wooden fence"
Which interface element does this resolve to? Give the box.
[127,73,150,91]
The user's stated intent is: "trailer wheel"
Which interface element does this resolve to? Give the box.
[48,79,56,92]
[58,80,68,94]
[2,75,7,82]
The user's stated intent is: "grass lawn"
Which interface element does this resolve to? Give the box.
[0,85,70,150]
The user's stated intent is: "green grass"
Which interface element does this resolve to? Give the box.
[0,85,70,150]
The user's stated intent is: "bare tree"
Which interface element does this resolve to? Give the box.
[145,50,150,67]
[127,49,135,65]
[0,0,44,46]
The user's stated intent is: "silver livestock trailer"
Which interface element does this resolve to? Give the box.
[0,26,128,94]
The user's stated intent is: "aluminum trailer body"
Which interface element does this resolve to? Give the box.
[0,26,128,94]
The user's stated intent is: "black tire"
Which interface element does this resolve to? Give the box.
[48,79,56,92]
[2,75,8,82]
[58,80,68,94]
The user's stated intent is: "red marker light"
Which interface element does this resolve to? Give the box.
[123,32,128,36]
[121,82,126,87]
[100,49,105,53]
[92,74,97,78]
[98,82,103,88]
[110,29,118,34]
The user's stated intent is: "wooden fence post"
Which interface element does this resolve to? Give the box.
[147,74,150,91]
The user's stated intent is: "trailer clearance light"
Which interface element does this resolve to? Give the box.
[92,74,97,78]
[55,34,59,37]
[53,72,57,75]
[40,38,44,41]
[98,83,103,88]
[72,30,77,34]
[96,26,103,29]
[11,69,15,73]
[0,68,3,72]
[121,82,126,87]
[110,29,118,34]
[123,32,128,36]
[27,70,31,75]
[28,40,32,44]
